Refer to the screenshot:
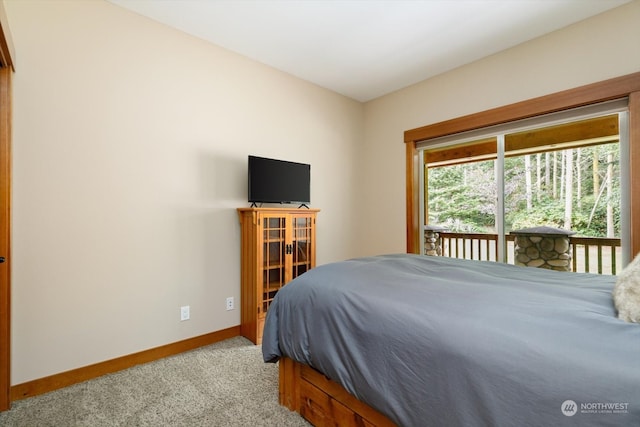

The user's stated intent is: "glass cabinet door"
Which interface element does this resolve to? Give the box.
[291,215,314,278]
[262,216,286,314]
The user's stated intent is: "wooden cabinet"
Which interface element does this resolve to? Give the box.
[238,207,319,344]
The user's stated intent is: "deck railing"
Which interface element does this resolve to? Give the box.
[436,232,621,275]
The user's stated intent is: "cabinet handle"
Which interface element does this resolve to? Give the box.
[0,257,4,263]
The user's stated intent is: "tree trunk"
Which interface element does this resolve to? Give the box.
[593,147,600,198]
[564,149,573,230]
[607,152,614,237]
[525,155,532,210]
[545,152,551,194]
[536,153,542,202]
[560,151,566,202]
[553,151,558,199]
[576,148,582,209]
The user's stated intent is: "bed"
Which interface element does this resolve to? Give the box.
[262,253,640,427]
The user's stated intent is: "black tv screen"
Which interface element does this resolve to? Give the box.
[248,156,311,205]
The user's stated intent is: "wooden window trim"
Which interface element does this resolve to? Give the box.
[404,71,640,256]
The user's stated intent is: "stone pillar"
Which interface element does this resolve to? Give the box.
[510,226,575,272]
[424,225,447,256]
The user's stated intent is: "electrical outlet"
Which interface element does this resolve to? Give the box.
[226,297,234,311]
[180,305,190,321]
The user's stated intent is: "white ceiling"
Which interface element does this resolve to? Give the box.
[107,0,631,102]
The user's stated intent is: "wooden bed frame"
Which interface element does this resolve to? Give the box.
[279,356,397,427]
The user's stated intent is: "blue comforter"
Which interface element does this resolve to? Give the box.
[262,254,640,427]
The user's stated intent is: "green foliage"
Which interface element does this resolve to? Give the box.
[428,162,495,232]
[508,196,564,230]
[427,142,621,238]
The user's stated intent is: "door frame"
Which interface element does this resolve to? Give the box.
[0,66,10,412]
[0,1,15,411]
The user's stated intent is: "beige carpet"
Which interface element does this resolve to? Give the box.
[0,336,310,426]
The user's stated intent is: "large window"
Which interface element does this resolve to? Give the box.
[419,105,628,274]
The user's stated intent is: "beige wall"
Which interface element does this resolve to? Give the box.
[5,0,363,384]
[360,0,640,256]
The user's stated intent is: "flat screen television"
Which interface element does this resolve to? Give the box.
[248,155,311,205]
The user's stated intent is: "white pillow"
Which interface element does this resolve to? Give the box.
[612,253,640,323]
